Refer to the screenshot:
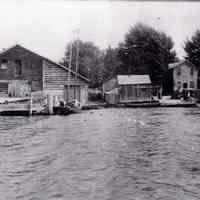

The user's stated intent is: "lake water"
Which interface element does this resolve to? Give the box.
[0,107,200,200]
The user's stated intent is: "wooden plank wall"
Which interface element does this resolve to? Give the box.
[43,60,87,90]
[43,60,88,105]
[0,46,43,92]
[0,82,8,96]
[8,80,30,97]
[119,84,152,102]
[64,85,88,105]
[66,85,81,102]
[105,93,119,105]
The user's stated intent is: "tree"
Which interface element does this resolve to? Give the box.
[102,46,120,81]
[117,23,177,93]
[61,40,104,88]
[184,30,200,67]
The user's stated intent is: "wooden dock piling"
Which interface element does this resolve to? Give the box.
[29,94,33,115]
[47,94,53,114]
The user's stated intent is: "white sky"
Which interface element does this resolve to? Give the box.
[0,1,200,61]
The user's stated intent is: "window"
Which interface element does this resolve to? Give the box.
[177,67,181,76]
[135,85,139,97]
[127,85,132,98]
[177,81,181,90]
[120,86,125,99]
[190,67,194,76]
[190,81,195,88]
[15,60,22,76]
[1,59,8,69]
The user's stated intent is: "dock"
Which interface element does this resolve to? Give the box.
[122,101,160,108]
[159,97,196,107]
[104,96,197,108]
[0,97,45,116]
[81,98,197,109]
[0,96,198,116]
[82,102,106,110]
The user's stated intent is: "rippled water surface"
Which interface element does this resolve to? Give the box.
[1,107,200,200]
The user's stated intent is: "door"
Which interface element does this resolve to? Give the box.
[8,80,30,97]
[183,82,188,89]
[65,85,81,102]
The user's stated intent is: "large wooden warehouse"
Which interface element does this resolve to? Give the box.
[0,44,89,105]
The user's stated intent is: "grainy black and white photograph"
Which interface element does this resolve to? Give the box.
[0,0,200,199]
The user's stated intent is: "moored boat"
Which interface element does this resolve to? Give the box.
[53,99,82,115]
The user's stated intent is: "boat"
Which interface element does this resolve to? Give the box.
[66,99,82,114]
[53,99,82,115]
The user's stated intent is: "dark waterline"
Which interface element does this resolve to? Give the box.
[0,107,200,200]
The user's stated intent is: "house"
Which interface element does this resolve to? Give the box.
[168,60,199,95]
[0,44,89,105]
[103,75,155,104]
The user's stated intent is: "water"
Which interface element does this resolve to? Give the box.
[0,108,200,200]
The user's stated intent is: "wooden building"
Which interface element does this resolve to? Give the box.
[103,75,154,104]
[0,44,89,105]
[168,60,199,94]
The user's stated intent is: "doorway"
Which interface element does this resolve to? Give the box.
[183,82,188,89]
[65,85,81,102]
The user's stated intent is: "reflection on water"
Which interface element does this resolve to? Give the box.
[0,108,200,199]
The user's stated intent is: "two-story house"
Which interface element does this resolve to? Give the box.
[168,60,198,94]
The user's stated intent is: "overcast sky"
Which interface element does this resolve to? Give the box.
[0,1,200,61]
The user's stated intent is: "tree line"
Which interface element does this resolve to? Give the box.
[60,23,200,94]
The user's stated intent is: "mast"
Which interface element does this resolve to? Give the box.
[74,29,80,101]
[67,29,79,102]
[75,39,79,80]
[74,29,80,80]
[67,41,73,102]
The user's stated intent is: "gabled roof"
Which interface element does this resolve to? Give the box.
[0,44,89,83]
[117,75,151,85]
[168,60,196,70]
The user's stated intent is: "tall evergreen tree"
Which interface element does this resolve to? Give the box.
[184,30,200,67]
[117,23,177,93]
[102,46,120,81]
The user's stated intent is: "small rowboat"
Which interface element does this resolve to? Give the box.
[53,99,82,115]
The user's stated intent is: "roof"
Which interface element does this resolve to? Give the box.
[168,60,195,70]
[117,75,151,85]
[0,44,89,83]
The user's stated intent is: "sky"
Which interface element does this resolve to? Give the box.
[0,1,200,62]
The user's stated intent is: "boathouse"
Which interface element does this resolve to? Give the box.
[168,60,199,96]
[0,44,89,105]
[103,75,154,104]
